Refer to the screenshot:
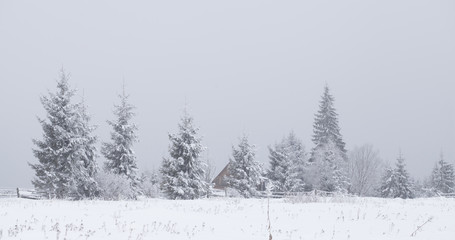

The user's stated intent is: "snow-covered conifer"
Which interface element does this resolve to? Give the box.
[226,135,263,198]
[378,166,394,198]
[309,139,349,193]
[268,132,307,192]
[102,85,139,190]
[30,70,99,199]
[70,96,99,199]
[430,154,455,195]
[160,110,209,199]
[379,153,414,199]
[393,154,414,198]
[312,85,346,160]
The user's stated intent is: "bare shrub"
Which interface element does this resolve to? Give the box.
[95,171,136,200]
[139,171,161,198]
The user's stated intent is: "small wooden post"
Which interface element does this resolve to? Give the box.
[16,188,20,198]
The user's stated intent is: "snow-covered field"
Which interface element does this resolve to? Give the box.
[0,197,454,240]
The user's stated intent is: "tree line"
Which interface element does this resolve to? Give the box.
[29,70,454,200]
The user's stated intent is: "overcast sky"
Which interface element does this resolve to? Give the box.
[0,0,454,188]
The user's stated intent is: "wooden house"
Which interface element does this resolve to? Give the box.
[211,163,266,191]
[212,163,230,189]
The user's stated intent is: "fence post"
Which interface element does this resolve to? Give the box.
[16,188,20,198]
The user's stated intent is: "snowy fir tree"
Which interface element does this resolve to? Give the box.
[226,135,263,198]
[30,70,99,199]
[101,85,140,191]
[160,110,210,199]
[378,166,394,198]
[268,132,307,192]
[430,153,455,195]
[309,139,350,193]
[311,85,346,160]
[379,153,414,199]
[69,95,99,199]
[392,154,414,199]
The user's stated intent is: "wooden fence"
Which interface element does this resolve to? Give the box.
[0,188,47,200]
[211,188,357,198]
[2,188,455,200]
[0,188,16,198]
[258,189,357,198]
[439,193,455,198]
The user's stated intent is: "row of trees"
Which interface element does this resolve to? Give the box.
[212,85,454,199]
[30,70,141,199]
[30,70,454,200]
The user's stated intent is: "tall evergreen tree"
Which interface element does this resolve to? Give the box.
[379,153,414,199]
[30,70,99,199]
[160,110,209,199]
[226,135,263,198]
[430,153,455,195]
[268,132,307,192]
[312,85,346,160]
[71,97,99,199]
[102,85,139,187]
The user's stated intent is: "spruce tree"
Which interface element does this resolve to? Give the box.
[71,97,99,199]
[378,166,394,198]
[379,153,414,199]
[310,139,349,193]
[394,155,414,198]
[430,154,455,195]
[312,85,346,160]
[160,110,209,199]
[226,135,263,198]
[30,70,99,199]
[268,132,307,192]
[102,86,139,188]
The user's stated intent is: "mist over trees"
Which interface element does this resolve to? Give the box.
[28,70,453,200]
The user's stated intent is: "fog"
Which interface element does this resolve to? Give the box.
[0,0,454,188]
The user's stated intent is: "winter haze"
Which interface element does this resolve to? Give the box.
[0,0,454,188]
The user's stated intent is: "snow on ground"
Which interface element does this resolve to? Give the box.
[0,196,454,240]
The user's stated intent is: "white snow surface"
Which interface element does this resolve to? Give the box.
[0,197,454,239]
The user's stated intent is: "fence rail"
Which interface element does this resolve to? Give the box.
[0,188,47,200]
[211,188,357,199]
[439,193,455,198]
[0,188,17,198]
[258,189,357,198]
[3,188,455,200]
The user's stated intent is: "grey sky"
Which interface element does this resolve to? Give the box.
[1,0,454,188]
